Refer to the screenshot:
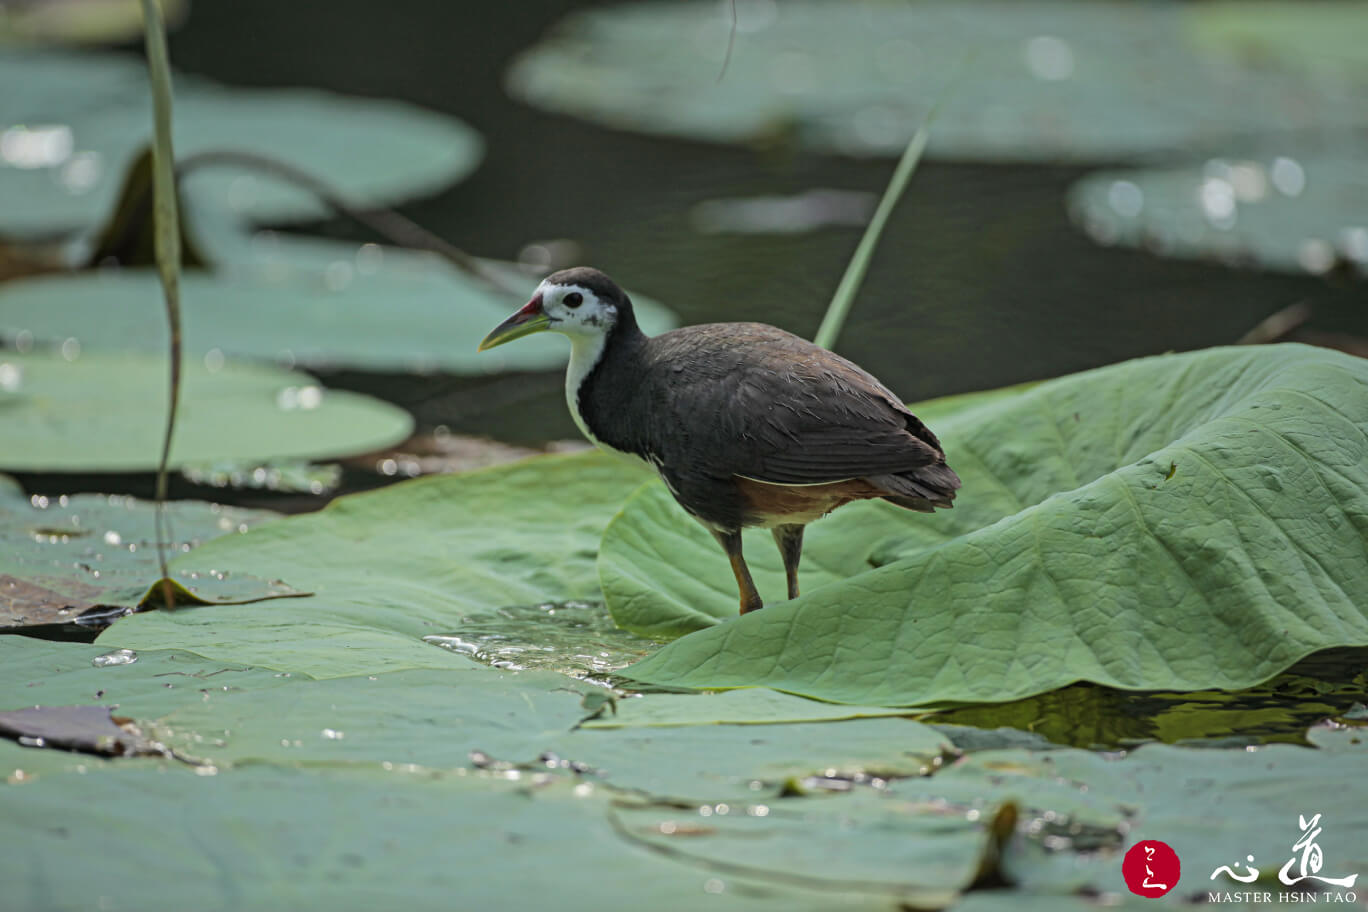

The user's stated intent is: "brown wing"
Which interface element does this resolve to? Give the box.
[643,323,944,485]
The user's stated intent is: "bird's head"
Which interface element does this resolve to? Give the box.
[478,267,631,351]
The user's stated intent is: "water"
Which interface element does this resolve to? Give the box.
[91,648,137,667]
[166,0,1365,445]
[425,601,660,685]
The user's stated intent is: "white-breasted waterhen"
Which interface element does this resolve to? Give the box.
[478,267,961,615]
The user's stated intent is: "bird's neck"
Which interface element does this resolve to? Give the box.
[565,318,648,453]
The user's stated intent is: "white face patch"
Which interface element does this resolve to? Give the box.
[542,280,654,473]
[538,282,617,338]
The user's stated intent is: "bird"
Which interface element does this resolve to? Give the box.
[478,267,960,615]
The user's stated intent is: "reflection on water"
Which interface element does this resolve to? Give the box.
[933,647,1368,749]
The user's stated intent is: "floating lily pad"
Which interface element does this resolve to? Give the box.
[614,344,1368,706]
[0,485,289,628]
[0,47,145,123]
[0,235,677,372]
[0,350,414,472]
[507,0,1368,162]
[3,637,1365,909]
[1184,1,1368,83]
[1068,155,1368,276]
[580,688,919,729]
[0,48,482,238]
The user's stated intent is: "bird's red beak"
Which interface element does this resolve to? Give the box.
[478,293,553,351]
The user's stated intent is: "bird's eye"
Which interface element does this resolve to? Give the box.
[564,292,583,309]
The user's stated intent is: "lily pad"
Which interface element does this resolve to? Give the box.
[0,235,678,373]
[3,636,1364,910]
[0,485,288,628]
[1068,155,1368,276]
[1184,1,1368,83]
[96,451,654,678]
[0,762,907,912]
[0,349,414,472]
[613,344,1368,706]
[579,688,919,729]
[0,48,482,238]
[506,0,1368,163]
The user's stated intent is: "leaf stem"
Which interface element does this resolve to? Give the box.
[812,123,929,351]
[140,0,181,607]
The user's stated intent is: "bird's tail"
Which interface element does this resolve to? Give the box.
[867,463,961,513]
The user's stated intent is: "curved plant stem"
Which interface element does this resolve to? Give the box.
[812,122,930,351]
[140,0,180,608]
[175,149,526,297]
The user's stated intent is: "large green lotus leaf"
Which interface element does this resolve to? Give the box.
[0,765,899,912]
[0,638,589,769]
[97,451,654,678]
[613,344,1368,705]
[1,639,293,719]
[581,688,919,729]
[542,716,952,803]
[608,791,995,905]
[0,236,678,373]
[924,741,1368,899]
[0,350,413,472]
[4,637,1362,910]
[506,1,1368,163]
[1068,156,1368,276]
[0,484,286,628]
[0,48,481,238]
[600,386,1062,638]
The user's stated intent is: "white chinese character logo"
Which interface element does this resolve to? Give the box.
[1278,814,1358,888]
[1209,813,1358,888]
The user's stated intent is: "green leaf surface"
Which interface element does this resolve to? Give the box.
[1069,156,1368,276]
[616,345,1368,705]
[4,637,1364,910]
[0,235,678,373]
[0,350,413,472]
[1,762,916,912]
[0,48,482,238]
[0,486,286,627]
[1184,1,1368,82]
[507,0,1368,163]
[97,451,653,678]
[581,688,920,729]
[931,741,1368,900]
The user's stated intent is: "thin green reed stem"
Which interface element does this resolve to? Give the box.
[812,123,929,351]
[141,0,182,605]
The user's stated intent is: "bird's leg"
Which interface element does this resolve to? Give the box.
[771,524,805,600]
[711,529,763,614]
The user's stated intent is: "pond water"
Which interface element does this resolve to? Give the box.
[164,0,1365,444]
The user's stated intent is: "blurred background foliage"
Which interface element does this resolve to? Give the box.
[4,0,1364,465]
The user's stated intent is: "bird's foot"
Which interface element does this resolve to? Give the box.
[740,597,764,615]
